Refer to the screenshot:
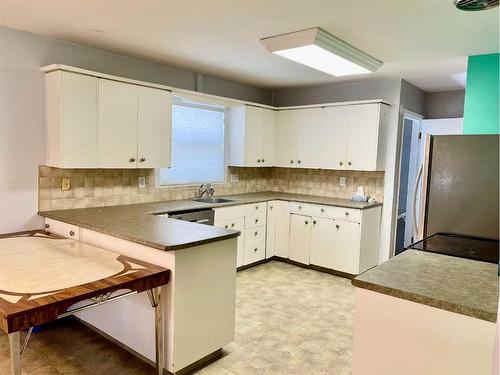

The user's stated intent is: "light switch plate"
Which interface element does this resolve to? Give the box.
[339,177,346,187]
[138,176,146,188]
[230,174,239,183]
[61,178,71,191]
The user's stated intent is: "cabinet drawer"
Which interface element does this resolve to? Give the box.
[289,202,314,215]
[244,240,266,265]
[214,217,244,231]
[44,218,80,240]
[244,226,266,243]
[244,202,267,215]
[245,213,266,229]
[330,207,361,222]
[214,205,247,220]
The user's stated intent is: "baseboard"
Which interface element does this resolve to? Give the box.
[237,256,356,279]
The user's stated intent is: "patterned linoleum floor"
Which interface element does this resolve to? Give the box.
[0,261,355,374]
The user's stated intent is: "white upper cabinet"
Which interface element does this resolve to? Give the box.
[137,86,172,168]
[98,79,139,168]
[43,67,172,169]
[228,105,276,167]
[321,106,349,170]
[45,71,98,168]
[296,108,323,168]
[275,110,299,167]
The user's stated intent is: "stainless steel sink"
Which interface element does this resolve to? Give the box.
[193,197,234,204]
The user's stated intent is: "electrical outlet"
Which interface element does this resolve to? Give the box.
[230,174,239,183]
[339,177,346,187]
[138,176,146,188]
[61,178,71,191]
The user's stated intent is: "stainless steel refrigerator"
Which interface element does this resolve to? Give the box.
[414,134,499,241]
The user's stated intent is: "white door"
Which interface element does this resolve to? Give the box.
[61,72,98,168]
[309,217,335,268]
[244,106,263,166]
[137,86,172,168]
[215,218,245,268]
[321,106,348,170]
[275,200,291,258]
[266,201,277,258]
[296,108,323,168]
[275,110,299,167]
[261,108,276,166]
[346,104,379,171]
[332,220,360,274]
[98,79,138,168]
[289,214,311,265]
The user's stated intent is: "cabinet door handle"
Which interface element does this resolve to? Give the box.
[313,220,317,225]
[336,224,340,229]
[255,219,259,224]
[305,220,309,225]
[257,159,261,163]
[129,157,136,163]
[231,223,235,228]
[69,230,75,237]
[320,208,325,213]
[254,231,258,236]
[297,160,302,164]
[224,225,229,229]
[44,223,50,229]
[345,211,349,216]
[348,161,352,166]
[254,248,258,252]
[262,159,265,163]
[269,206,273,210]
[140,157,146,163]
[255,205,259,210]
[290,160,294,164]
[339,161,343,166]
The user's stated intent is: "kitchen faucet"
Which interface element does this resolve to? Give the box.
[198,183,215,198]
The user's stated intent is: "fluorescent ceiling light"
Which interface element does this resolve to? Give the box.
[260,27,382,77]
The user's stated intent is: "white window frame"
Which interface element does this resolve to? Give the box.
[156,97,230,188]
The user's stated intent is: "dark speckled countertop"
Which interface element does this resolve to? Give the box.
[352,250,499,322]
[39,191,382,252]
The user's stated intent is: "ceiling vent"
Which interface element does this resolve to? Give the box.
[454,0,499,11]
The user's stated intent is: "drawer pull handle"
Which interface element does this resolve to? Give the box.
[254,248,258,252]
[69,230,75,237]
[305,220,309,225]
[44,224,50,229]
[140,157,146,163]
[321,208,325,213]
[255,219,258,223]
[345,211,349,216]
[231,223,235,228]
[313,220,317,225]
[336,224,340,229]
[257,159,261,163]
[262,159,265,163]
[225,225,229,229]
[339,161,343,166]
[255,205,259,210]
[254,231,258,236]
[298,206,302,209]
[129,157,136,163]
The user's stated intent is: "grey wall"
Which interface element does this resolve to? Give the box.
[400,80,426,116]
[271,78,403,262]
[0,26,271,233]
[424,90,465,119]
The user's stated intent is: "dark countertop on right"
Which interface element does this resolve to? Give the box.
[352,250,499,323]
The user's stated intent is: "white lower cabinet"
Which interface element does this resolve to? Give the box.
[289,214,312,265]
[309,217,335,269]
[214,203,267,268]
[273,201,291,258]
[331,220,360,274]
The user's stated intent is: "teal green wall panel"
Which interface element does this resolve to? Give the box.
[463,53,499,134]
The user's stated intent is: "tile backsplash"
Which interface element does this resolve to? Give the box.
[38,166,384,211]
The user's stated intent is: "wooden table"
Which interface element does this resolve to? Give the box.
[0,230,170,375]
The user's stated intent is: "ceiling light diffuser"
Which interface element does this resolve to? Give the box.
[260,27,382,77]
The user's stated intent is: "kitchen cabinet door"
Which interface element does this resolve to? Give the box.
[137,86,172,168]
[296,108,323,168]
[98,79,138,168]
[332,220,360,274]
[346,104,380,171]
[321,106,349,170]
[266,201,277,258]
[289,214,312,265]
[275,200,291,258]
[261,108,276,166]
[309,217,335,269]
[275,110,299,167]
[243,106,263,166]
[215,217,245,268]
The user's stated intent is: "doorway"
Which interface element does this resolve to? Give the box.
[394,117,464,256]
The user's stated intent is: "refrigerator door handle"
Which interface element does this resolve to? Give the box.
[412,163,424,238]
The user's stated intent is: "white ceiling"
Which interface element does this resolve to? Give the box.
[0,0,498,91]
